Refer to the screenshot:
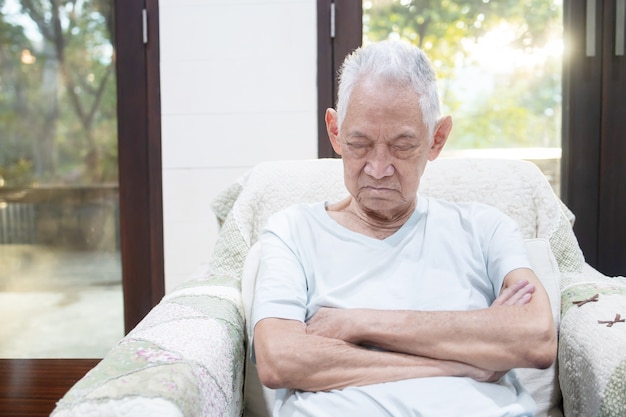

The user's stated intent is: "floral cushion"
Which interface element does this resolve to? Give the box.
[559,281,626,417]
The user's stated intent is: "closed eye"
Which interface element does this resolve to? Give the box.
[390,140,419,158]
[348,142,368,148]
[392,144,416,152]
[346,141,372,154]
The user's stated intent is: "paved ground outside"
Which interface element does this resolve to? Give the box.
[0,245,124,358]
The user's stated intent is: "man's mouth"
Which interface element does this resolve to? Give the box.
[361,186,398,194]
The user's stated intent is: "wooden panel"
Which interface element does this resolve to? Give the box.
[563,0,626,275]
[145,0,166,315]
[598,0,626,275]
[561,0,603,267]
[317,0,362,158]
[317,0,336,158]
[331,0,362,83]
[0,359,99,417]
[115,0,164,332]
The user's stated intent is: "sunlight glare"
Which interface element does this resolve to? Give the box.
[464,22,562,74]
[21,49,36,65]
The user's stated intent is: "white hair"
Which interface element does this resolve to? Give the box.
[336,40,442,137]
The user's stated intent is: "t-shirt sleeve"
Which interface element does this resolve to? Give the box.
[250,209,311,363]
[482,208,532,294]
[251,210,309,331]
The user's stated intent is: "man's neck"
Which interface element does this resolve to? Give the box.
[325,197,416,240]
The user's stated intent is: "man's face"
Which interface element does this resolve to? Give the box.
[326,80,449,220]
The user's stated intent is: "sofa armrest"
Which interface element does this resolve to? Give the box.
[51,270,246,417]
[559,278,626,417]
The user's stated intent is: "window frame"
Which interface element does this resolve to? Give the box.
[317,0,362,157]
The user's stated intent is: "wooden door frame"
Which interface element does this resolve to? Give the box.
[117,0,165,332]
[317,0,362,157]
[563,0,626,275]
[597,0,626,275]
[561,0,603,268]
[0,1,163,415]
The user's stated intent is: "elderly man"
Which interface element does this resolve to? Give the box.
[251,40,556,416]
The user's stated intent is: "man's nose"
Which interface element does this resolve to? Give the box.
[364,145,394,179]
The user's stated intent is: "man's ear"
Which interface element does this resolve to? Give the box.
[325,108,342,155]
[428,115,452,161]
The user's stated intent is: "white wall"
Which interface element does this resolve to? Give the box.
[159,0,318,291]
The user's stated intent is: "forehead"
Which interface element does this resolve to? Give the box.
[343,80,426,132]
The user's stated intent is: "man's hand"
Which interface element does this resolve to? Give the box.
[463,365,508,383]
[492,280,535,307]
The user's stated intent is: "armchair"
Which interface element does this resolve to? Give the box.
[51,158,626,417]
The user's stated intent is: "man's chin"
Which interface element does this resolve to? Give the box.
[357,187,402,204]
[359,198,410,220]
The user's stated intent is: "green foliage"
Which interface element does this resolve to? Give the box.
[0,0,117,187]
[0,158,33,186]
[364,0,562,149]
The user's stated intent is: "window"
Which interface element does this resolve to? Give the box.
[0,0,163,413]
[318,0,626,275]
[0,0,124,359]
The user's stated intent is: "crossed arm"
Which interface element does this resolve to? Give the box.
[253,268,557,392]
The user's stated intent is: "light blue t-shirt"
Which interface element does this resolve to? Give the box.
[252,195,536,417]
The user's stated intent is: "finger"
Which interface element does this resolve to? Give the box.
[505,280,529,298]
[506,289,532,306]
[504,283,534,305]
[504,284,535,306]
[493,280,528,306]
